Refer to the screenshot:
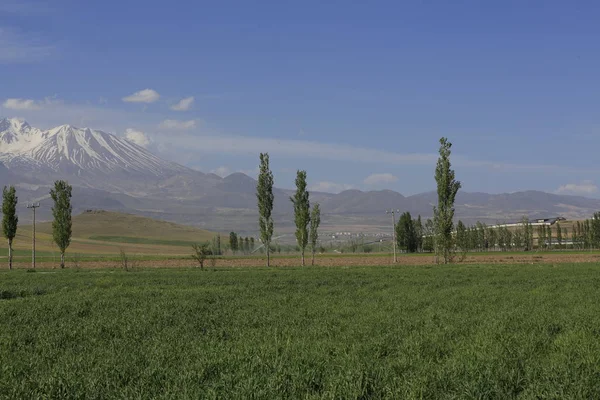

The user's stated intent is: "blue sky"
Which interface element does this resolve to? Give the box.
[1,0,600,196]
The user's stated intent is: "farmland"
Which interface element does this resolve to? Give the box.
[0,210,216,263]
[2,263,600,398]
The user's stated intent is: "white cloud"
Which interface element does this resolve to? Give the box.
[3,96,61,111]
[210,166,231,177]
[170,96,194,111]
[0,28,55,63]
[158,119,197,130]
[122,89,160,103]
[3,98,40,110]
[309,181,354,193]
[555,181,598,195]
[363,173,398,186]
[124,128,151,148]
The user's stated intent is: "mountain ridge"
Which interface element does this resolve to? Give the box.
[1,117,600,232]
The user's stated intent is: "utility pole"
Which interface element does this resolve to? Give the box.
[27,203,40,269]
[386,209,400,263]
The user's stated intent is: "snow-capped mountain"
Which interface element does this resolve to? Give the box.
[0,118,47,153]
[0,118,188,179]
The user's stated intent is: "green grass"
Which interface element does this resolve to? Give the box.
[2,264,600,398]
[88,235,199,247]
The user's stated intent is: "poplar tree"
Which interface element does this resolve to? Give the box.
[309,203,321,266]
[50,180,72,268]
[290,170,310,266]
[229,232,238,254]
[2,186,18,270]
[433,138,461,264]
[256,153,274,267]
[455,220,468,254]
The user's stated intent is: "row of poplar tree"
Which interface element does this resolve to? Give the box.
[256,154,322,267]
[257,137,462,265]
[2,180,73,269]
[228,232,255,254]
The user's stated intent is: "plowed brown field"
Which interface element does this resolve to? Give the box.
[7,252,600,269]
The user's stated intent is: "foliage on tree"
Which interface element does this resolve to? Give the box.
[455,220,468,256]
[229,232,238,254]
[257,153,274,267]
[290,170,310,266]
[191,243,211,269]
[50,180,72,268]
[395,212,419,253]
[309,203,321,266]
[2,186,18,270]
[433,137,461,264]
[211,234,222,256]
[422,219,435,252]
[249,237,254,252]
[521,217,534,251]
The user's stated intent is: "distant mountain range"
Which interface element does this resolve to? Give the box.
[1,117,600,235]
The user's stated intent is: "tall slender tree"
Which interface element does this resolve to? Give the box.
[229,232,238,254]
[433,137,461,264]
[309,203,321,266]
[50,180,72,268]
[455,220,468,254]
[256,153,274,267]
[2,186,18,270]
[556,222,562,249]
[290,170,311,266]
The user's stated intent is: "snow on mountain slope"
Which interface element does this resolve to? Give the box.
[0,118,189,177]
[0,118,47,153]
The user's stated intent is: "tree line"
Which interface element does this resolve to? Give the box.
[2,180,73,269]
[228,232,255,255]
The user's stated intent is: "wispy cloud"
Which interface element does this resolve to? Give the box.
[555,181,598,195]
[158,119,197,130]
[0,27,55,63]
[170,96,194,111]
[309,181,354,193]
[163,133,437,165]
[363,173,398,185]
[122,89,160,103]
[3,98,600,182]
[3,96,61,111]
[3,98,40,111]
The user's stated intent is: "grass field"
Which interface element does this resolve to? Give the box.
[2,263,600,398]
[0,210,217,260]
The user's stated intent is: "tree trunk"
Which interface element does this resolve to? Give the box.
[301,249,305,266]
[312,248,315,266]
[8,239,12,270]
[266,243,270,267]
[60,252,65,269]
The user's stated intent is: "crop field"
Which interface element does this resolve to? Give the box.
[2,263,600,398]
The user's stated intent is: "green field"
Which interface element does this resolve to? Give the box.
[2,264,600,398]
